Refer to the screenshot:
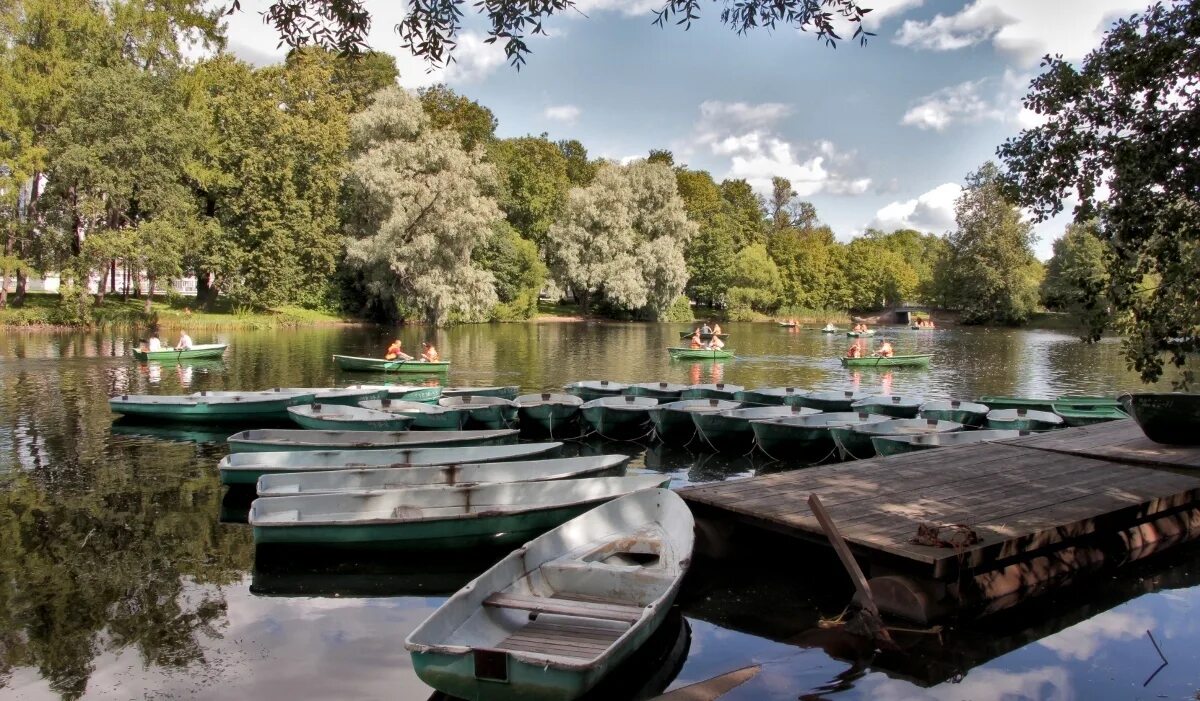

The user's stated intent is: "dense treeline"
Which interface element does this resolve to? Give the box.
[0,0,1057,327]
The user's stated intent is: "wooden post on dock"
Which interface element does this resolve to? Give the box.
[808,493,894,646]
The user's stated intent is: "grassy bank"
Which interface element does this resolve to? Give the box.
[0,293,357,329]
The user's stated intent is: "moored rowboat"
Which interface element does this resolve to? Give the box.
[692,405,820,449]
[733,387,809,406]
[750,412,887,456]
[288,403,414,431]
[278,386,389,406]
[1050,402,1130,427]
[255,455,632,496]
[227,428,518,453]
[513,393,584,434]
[795,390,873,413]
[840,354,931,368]
[405,488,693,701]
[977,395,1056,413]
[109,390,314,423]
[648,399,741,444]
[1119,393,1200,445]
[985,408,1064,431]
[565,380,627,403]
[332,354,451,373]
[358,398,464,430]
[624,382,688,400]
[442,386,521,400]
[133,343,227,361]
[850,395,922,419]
[248,475,671,549]
[830,418,963,460]
[667,347,734,360]
[871,429,1023,457]
[218,442,563,485]
[438,396,518,429]
[680,383,743,400]
[581,396,658,438]
[919,399,990,427]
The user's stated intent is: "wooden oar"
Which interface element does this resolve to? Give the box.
[650,665,762,700]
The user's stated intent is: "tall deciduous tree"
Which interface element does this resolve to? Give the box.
[345,86,501,325]
[998,1,1200,384]
[546,160,695,317]
[937,162,1041,325]
[418,84,498,151]
[1040,220,1109,320]
[488,136,571,247]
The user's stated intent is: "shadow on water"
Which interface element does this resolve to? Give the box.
[250,545,498,598]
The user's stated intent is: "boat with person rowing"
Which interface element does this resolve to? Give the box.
[359,398,464,430]
[255,455,632,497]
[733,387,809,406]
[217,442,563,485]
[692,405,820,449]
[846,329,876,337]
[1119,392,1200,445]
[109,389,315,423]
[438,396,518,429]
[871,429,1025,457]
[829,418,963,460]
[565,381,628,403]
[405,488,693,701]
[132,343,227,361]
[624,382,688,401]
[985,408,1065,431]
[667,347,734,360]
[648,399,741,444]
[850,395,923,419]
[581,396,658,438]
[332,354,451,373]
[677,331,729,340]
[919,399,990,427]
[288,403,414,431]
[442,386,521,400]
[840,354,931,368]
[750,412,887,456]
[247,475,671,549]
[226,428,518,453]
[514,393,585,433]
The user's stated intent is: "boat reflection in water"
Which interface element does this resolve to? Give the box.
[426,611,691,701]
[110,417,236,444]
[251,546,491,598]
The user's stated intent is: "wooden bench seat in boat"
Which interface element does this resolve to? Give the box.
[491,618,626,660]
[482,593,644,623]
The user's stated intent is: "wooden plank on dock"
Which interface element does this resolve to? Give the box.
[678,428,1200,578]
[1004,419,1200,469]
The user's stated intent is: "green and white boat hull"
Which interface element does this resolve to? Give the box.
[649,400,740,444]
[733,387,808,406]
[443,386,521,400]
[564,381,627,403]
[132,343,227,361]
[1050,402,1130,427]
[227,428,518,453]
[679,384,743,400]
[109,391,314,423]
[333,354,451,373]
[751,412,888,456]
[287,404,414,432]
[514,393,584,434]
[850,395,922,419]
[871,429,1023,457]
[919,399,990,427]
[580,396,657,438]
[831,418,963,460]
[986,408,1064,431]
[692,406,820,448]
[624,382,687,400]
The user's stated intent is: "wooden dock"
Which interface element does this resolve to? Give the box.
[678,420,1200,621]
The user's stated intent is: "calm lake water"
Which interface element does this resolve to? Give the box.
[2,321,1197,700]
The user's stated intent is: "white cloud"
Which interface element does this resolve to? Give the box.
[871,182,962,233]
[895,0,1148,66]
[544,104,582,124]
[860,0,925,30]
[1039,609,1156,661]
[684,100,870,198]
[864,665,1074,701]
[901,70,1047,131]
[438,32,507,83]
[572,0,663,17]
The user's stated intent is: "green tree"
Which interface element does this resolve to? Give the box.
[675,168,735,306]
[937,162,1040,324]
[546,160,696,317]
[345,86,501,325]
[474,221,547,320]
[998,1,1200,384]
[719,179,767,248]
[861,228,947,304]
[488,136,570,247]
[1041,219,1109,320]
[418,84,498,151]
[727,243,782,314]
[768,225,838,308]
[839,236,918,309]
[557,139,597,186]
[287,47,398,111]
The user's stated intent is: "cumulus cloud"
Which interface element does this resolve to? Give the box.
[544,104,582,124]
[572,0,663,16]
[438,32,508,83]
[1039,609,1156,661]
[894,0,1147,66]
[901,70,1047,131]
[871,182,962,233]
[864,666,1073,701]
[684,100,870,198]
[860,0,925,29]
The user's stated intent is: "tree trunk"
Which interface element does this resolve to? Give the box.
[122,262,129,301]
[109,260,116,293]
[70,183,84,256]
[195,269,216,308]
[578,290,591,316]
[1,222,11,310]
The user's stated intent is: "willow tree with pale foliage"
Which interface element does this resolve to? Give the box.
[547,161,696,318]
[345,86,501,325]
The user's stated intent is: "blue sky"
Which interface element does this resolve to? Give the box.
[219,0,1147,259]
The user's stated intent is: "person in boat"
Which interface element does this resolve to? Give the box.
[175,331,193,351]
[823,322,836,332]
[711,322,722,335]
[707,335,725,350]
[147,333,163,352]
[874,341,895,358]
[385,339,412,361]
[689,331,704,349]
[420,341,440,362]
[846,344,863,358]
[699,322,712,335]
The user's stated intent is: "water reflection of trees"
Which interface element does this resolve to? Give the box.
[0,360,253,699]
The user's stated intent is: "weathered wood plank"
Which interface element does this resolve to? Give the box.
[1009,419,1200,469]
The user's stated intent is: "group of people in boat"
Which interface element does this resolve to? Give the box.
[139,330,193,352]
[846,340,894,358]
[384,338,440,362]
[689,329,725,350]
[852,323,870,333]
[913,318,936,329]
[691,322,722,336]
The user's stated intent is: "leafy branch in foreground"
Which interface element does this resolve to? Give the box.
[228,0,871,69]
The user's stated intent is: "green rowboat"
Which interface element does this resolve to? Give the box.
[678,331,729,340]
[332,354,451,373]
[442,386,521,400]
[919,399,990,427]
[871,429,1023,457]
[1120,393,1200,445]
[751,412,887,456]
[649,399,741,444]
[109,390,314,423]
[437,396,518,429]
[986,408,1064,431]
[846,330,876,337]
[693,405,820,449]
[218,442,563,485]
[565,380,627,402]
[840,354,931,368]
[667,347,734,360]
[359,398,465,430]
[248,475,670,549]
[288,403,414,431]
[624,382,688,400]
[279,386,389,406]
[795,390,873,412]
[680,383,743,400]
[581,395,658,438]
[733,387,809,406]
[830,418,963,460]
[513,393,584,434]
[132,343,227,361]
[227,428,518,453]
[977,396,1057,413]
[850,395,922,419]
[1050,402,1130,427]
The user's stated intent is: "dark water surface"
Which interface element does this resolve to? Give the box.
[2,322,1198,700]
